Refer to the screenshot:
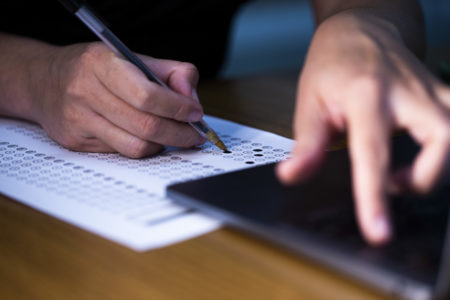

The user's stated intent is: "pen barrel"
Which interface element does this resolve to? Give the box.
[58,0,83,14]
[190,120,211,137]
[64,3,226,150]
[101,30,168,88]
[75,6,167,88]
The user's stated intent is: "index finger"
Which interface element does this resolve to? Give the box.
[96,55,203,123]
[346,82,392,245]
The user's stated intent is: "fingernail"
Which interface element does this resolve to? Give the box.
[278,158,293,175]
[276,157,301,184]
[192,88,200,102]
[188,109,203,122]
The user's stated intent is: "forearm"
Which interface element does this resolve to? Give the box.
[0,33,58,121]
[310,0,425,58]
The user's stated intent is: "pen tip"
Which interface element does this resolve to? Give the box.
[216,140,228,152]
[206,131,228,152]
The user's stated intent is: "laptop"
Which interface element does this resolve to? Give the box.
[167,135,450,300]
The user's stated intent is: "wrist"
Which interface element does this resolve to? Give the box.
[315,8,424,59]
[26,44,62,123]
[320,11,402,44]
[0,35,61,123]
[308,10,412,68]
[25,42,88,125]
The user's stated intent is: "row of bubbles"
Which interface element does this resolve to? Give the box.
[0,141,166,218]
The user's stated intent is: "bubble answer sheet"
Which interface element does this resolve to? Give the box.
[0,116,294,251]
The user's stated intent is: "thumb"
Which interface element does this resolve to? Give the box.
[166,62,200,101]
[139,55,199,101]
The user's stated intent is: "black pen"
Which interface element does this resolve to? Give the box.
[57,0,228,151]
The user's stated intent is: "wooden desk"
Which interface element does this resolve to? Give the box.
[0,73,387,300]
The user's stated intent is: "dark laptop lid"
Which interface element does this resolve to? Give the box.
[167,135,450,300]
[435,218,450,299]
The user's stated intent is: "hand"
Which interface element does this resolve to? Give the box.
[277,12,450,245]
[30,42,205,158]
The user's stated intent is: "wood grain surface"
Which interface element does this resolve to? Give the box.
[0,72,388,300]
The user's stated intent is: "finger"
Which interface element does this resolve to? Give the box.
[86,85,205,148]
[139,56,200,101]
[96,55,203,122]
[436,83,450,110]
[347,83,392,245]
[86,113,163,158]
[42,103,116,154]
[392,87,450,194]
[390,125,450,195]
[71,137,115,153]
[277,89,330,185]
[53,131,115,154]
[410,132,450,193]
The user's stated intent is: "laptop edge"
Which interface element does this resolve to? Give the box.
[434,217,450,300]
[167,189,443,300]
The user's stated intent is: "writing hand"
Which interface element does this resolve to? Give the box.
[33,42,205,157]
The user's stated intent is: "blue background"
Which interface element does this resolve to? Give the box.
[220,0,450,78]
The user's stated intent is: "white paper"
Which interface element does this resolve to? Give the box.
[0,116,294,251]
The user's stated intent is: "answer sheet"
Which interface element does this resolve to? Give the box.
[0,116,294,251]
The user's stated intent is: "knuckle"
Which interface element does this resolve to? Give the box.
[74,44,104,74]
[55,108,92,151]
[179,62,198,75]
[55,133,72,149]
[61,104,83,126]
[80,42,108,62]
[133,86,154,109]
[173,102,191,120]
[172,62,199,85]
[64,43,109,98]
[65,80,83,99]
[56,131,84,151]
[349,75,379,96]
[64,69,88,98]
[78,42,114,73]
[434,118,450,146]
[125,138,150,158]
[138,116,162,139]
